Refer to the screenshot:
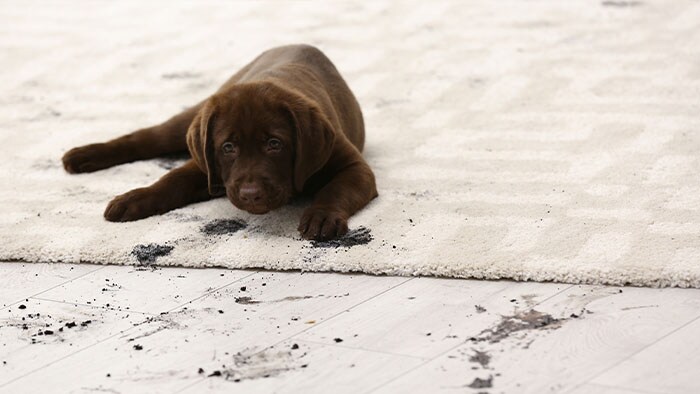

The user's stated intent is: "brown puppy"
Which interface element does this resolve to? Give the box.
[62,44,377,240]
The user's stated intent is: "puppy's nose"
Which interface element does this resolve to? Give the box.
[239,183,263,203]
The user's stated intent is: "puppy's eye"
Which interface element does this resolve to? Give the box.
[222,142,235,154]
[267,138,282,151]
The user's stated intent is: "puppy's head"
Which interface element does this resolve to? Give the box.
[186,82,336,214]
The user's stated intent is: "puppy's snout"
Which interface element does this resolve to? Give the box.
[239,183,263,203]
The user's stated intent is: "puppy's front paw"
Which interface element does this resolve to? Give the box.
[298,207,349,240]
[104,188,159,222]
[62,143,115,173]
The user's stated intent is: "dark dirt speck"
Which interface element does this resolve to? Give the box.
[333,338,343,343]
[131,243,174,264]
[133,344,143,350]
[202,219,247,236]
[18,305,26,310]
[311,227,373,248]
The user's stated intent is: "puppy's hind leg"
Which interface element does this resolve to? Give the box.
[62,103,203,173]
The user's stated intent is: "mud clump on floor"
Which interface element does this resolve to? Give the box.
[131,243,174,264]
[311,226,373,248]
[468,350,491,368]
[202,219,248,236]
[467,375,493,389]
[472,309,564,344]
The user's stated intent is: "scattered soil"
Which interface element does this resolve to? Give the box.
[472,309,564,344]
[201,219,247,236]
[474,305,486,313]
[131,244,174,264]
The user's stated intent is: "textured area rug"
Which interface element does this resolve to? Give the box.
[1,1,700,287]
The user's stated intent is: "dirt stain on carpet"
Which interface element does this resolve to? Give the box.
[311,226,373,248]
[469,350,491,368]
[201,219,248,236]
[131,243,174,264]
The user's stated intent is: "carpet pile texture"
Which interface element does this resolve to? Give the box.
[2,1,700,287]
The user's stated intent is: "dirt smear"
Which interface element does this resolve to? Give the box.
[206,348,299,382]
[131,243,174,264]
[311,226,373,248]
[201,219,248,236]
[472,309,564,344]
[234,295,316,305]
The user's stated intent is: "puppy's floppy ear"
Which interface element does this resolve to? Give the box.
[286,98,337,193]
[186,98,225,196]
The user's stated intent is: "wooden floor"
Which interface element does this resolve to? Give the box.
[1,262,699,394]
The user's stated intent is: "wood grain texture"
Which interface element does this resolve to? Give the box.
[0,263,102,306]
[372,285,700,394]
[2,266,700,393]
[590,317,700,394]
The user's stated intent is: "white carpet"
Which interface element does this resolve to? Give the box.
[1,1,700,287]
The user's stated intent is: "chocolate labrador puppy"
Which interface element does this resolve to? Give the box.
[62,44,377,240]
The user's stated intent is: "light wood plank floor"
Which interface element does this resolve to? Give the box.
[1,262,699,394]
